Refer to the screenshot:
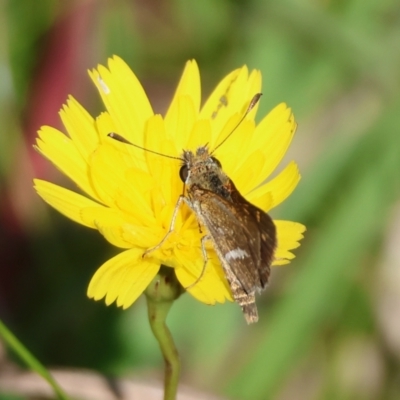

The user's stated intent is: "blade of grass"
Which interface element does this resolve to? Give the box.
[0,319,69,400]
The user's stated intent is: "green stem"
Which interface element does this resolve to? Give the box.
[145,266,183,400]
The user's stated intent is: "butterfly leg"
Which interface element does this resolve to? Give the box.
[143,195,185,257]
[185,234,211,290]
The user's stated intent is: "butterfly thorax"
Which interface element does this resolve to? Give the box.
[182,147,232,200]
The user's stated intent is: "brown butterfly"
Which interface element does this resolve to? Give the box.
[110,93,276,323]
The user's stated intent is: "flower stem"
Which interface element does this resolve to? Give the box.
[145,265,184,400]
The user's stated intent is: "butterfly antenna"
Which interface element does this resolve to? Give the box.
[211,93,262,155]
[108,133,182,161]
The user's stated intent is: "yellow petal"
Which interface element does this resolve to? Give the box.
[201,67,253,138]
[89,143,154,215]
[200,66,249,116]
[247,103,296,184]
[200,67,241,119]
[274,249,296,262]
[174,247,232,304]
[246,191,274,212]
[208,68,262,142]
[273,220,306,265]
[189,262,233,304]
[95,112,119,143]
[214,118,256,179]
[34,180,105,228]
[80,207,133,248]
[185,119,212,151]
[87,248,160,308]
[245,69,263,119]
[272,259,291,266]
[247,161,300,210]
[165,59,201,116]
[80,205,122,226]
[89,56,153,146]
[95,112,150,173]
[114,185,157,227]
[35,126,99,200]
[59,96,99,159]
[96,224,132,249]
[143,115,180,189]
[210,67,261,145]
[121,224,164,249]
[232,150,266,194]
[164,95,198,152]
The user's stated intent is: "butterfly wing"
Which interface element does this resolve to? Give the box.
[229,182,276,289]
[196,189,275,291]
[188,184,276,323]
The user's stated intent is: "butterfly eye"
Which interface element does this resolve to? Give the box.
[179,165,189,182]
[211,157,222,168]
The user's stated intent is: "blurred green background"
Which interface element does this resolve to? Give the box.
[1,0,400,399]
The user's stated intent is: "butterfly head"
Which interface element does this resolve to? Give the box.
[179,146,231,199]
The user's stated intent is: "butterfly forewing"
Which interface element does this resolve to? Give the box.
[185,159,277,323]
[229,184,276,288]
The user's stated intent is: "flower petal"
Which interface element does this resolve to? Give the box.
[59,96,99,159]
[273,220,306,266]
[231,150,266,194]
[35,126,99,200]
[121,224,164,249]
[174,247,233,304]
[202,67,259,143]
[166,59,201,116]
[163,60,200,151]
[164,95,198,152]
[247,103,296,186]
[95,112,117,142]
[247,161,301,210]
[185,119,212,151]
[89,56,153,146]
[34,179,104,228]
[96,224,132,249]
[87,248,160,308]
[143,115,181,198]
[200,67,241,119]
[80,207,133,248]
[89,143,155,216]
[246,191,274,213]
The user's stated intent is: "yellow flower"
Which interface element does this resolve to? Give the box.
[34,56,305,309]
